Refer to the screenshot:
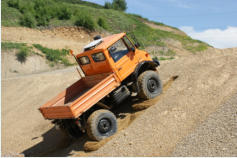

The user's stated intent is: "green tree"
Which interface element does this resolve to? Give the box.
[112,0,127,11]
[104,1,112,9]
[104,0,127,11]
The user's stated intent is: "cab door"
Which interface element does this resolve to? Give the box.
[108,36,138,81]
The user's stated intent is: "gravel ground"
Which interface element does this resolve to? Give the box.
[172,92,237,156]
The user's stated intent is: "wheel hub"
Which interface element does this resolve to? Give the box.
[98,118,111,133]
[147,78,158,93]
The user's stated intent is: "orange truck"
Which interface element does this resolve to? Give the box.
[39,33,162,141]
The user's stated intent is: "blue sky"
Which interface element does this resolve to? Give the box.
[86,0,237,48]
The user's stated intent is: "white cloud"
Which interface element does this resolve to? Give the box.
[180,26,237,48]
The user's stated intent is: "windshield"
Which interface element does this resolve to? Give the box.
[108,39,129,62]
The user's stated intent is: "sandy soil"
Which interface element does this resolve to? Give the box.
[1,27,237,157]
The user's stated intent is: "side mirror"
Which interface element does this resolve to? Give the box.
[135,42,140,48]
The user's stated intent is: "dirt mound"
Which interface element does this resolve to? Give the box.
[1,26,107,54]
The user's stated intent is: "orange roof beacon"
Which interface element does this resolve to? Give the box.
[39,33,162,141]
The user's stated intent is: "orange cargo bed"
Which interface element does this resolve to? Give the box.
[39,73,120,119]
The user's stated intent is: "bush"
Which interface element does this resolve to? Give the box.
[75,15,95,31]
[58,7,72,20]
[19,2,35,14]
[16,47,29,63]
[20,12,36,28]
[97,18,108,29]
[7,0,19,9]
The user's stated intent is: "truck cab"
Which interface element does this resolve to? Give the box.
[76,33,153,81]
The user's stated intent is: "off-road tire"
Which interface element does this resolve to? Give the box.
[86,109,117,141]
[137,70,162,100]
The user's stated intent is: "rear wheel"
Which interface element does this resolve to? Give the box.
[137,70,162,100]
[86,109,117,141]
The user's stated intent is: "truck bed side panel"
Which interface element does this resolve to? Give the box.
[39,73,120,119]
[71,73,120,117]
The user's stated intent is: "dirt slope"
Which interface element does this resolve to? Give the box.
[84,48,237,157]
[2,46,237,156]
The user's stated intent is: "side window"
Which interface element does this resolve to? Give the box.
[91,52,106,62]
[78,56,90,65]
[108,39,129,62]
[123,36,135,51]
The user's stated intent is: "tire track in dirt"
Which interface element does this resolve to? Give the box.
[83,75,179,152]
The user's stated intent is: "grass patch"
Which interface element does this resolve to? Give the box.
[153,56,175,61]
[185,43,209,53]
[1,42,27,50]
[151,49,176,56]
[33,44,72,66]
[159,56,175,61]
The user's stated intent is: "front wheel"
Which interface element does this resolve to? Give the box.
[86,109,117,141]
[137,70,162,100]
